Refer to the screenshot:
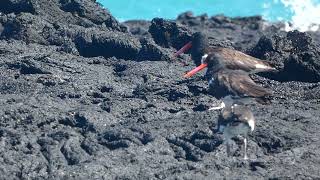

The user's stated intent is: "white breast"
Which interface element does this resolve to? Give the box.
[201,54,208,63]
[248,118,255,131]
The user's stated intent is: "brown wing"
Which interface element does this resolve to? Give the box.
[214,48,276,73]
[217,70,272,98]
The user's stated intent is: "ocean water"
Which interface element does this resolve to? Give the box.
[98,0,320,32]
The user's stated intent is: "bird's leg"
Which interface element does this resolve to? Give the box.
[243,137,248,160]
[226,139,231,157]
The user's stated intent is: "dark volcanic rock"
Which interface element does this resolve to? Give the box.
[59,0,121,27]
[149,18,192,49]
[0,0,125,31]
[176,12,284,51]
[0,1,171,61]
[124,20,151,38]
[1,0,320,179]
[0,0,35,14]
[74,29,142,59]
[252,30,320,82]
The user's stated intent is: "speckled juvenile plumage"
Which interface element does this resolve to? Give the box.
[217,101,255,159]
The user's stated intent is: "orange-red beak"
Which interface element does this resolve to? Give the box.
[184,63,208,78]
[175,41,207,78]
[174,41,192,57]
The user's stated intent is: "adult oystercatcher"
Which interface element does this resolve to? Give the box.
[175,32,276,99]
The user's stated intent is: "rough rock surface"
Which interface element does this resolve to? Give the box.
[1,1,320,179]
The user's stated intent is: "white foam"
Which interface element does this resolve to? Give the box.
[281,0,320,32]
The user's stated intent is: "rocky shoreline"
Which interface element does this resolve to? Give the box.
[1,0,320,179]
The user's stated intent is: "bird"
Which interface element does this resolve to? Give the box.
[175,32,276,100]
[206,69,273,99]
[175,32,277,74]
[213,96,255,159]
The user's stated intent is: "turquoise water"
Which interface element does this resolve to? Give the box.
[98,0,294,22]
[98,0,320,31]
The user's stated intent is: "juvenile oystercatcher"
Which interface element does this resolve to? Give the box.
[213,96,255,159]
[175,32,276,99]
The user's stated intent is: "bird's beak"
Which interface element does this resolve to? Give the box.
[174,41,192,57]
[176,41,207,78]
[183,63,208,78]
